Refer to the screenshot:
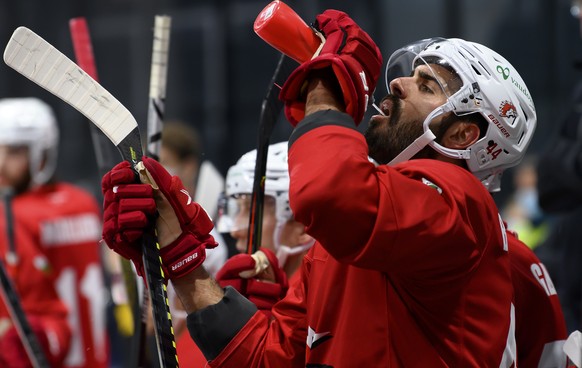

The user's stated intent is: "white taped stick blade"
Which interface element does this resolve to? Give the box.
[195,161,224,219]
[3,26,137,146]
[564,330,582,367]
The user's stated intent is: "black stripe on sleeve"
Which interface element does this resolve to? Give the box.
[289,110,357,147]
[186,286,258,361]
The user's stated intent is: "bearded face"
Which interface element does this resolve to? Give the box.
[0,145,33,194]
[365,63,464,164]
[364,94,440,164]
[365,95,422,164]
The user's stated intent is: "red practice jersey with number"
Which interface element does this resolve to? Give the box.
[207,117,517,367]
[0,183,109,368]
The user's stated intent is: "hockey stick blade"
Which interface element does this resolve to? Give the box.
[69,17,122,178]
[195,161,225,219]
[247,53,295,254]
[3,26,142,163]
[4,26,178,367]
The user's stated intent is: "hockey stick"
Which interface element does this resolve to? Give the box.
[146,15,171,161]
[68,18,119,178]
[3,27,178,368]
[0,188,51,368]
[68,17,142,368]
[194,161,224,220]
[245,1,321,255]
[138,15,172,368]
[246,53,295,254]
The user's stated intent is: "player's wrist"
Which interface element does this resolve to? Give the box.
[304,74,345,116]
[173,267,224,313]
[160,232,217,282]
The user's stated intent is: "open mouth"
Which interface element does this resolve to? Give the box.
[379,98,394,117]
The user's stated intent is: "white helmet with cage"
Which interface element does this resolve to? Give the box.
[384,37,536,192]
[219,141,292,230]
[218,141,313,265]
[0,97,59,187]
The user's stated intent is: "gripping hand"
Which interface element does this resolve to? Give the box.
[280,9,383,126]
[102,158,218,282]
[102,161,156,277]
[216,248,288,316]
[138,156,218,281]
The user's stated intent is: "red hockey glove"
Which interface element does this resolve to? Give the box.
[102,161,156,277]
[215,248,288,316]
[0,317,69,368]
[138,156,218,281]
[279,9,383,126]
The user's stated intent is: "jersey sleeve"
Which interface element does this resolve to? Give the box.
[288,110,502,280]
[188,260,310,367]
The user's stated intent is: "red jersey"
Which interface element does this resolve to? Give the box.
[204,111,516,367]
[176,328,207,367]
[0,190,71,366]
[509,232,568,366]
[1,183,109,368]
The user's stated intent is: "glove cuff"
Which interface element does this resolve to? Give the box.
[160,232,217,281]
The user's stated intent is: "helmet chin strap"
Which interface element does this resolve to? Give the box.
[30,149,56,188]
[388,101,462,166]
[272,218,315,268]
[276,240,315,268]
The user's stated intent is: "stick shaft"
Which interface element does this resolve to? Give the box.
[0,189,51,368]
[144,15,178,368]
[68,18,143,368]
[146,15,172,161]
[247,53,294,254]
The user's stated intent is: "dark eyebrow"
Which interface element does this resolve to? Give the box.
[417,70,441,85]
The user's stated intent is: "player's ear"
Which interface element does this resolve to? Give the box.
[441,121,480,150]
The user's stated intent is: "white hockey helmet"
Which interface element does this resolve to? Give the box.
[0,97,59,187]
[218,141,292,233]
[384,38,536,192]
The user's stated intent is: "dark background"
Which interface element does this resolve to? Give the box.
[0,0,580,206]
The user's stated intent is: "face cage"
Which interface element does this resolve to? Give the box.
[215,192,292,234]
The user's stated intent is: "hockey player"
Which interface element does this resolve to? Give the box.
[214,141,314,312]
[0,98,109,367]
[177,141,314,367]
[100,9,562,367]
[216,141,314,282]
